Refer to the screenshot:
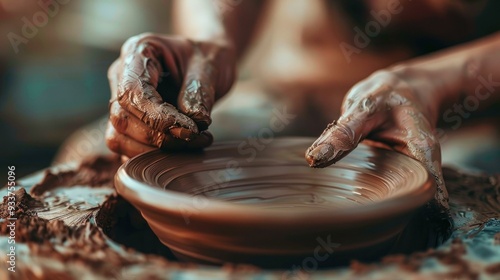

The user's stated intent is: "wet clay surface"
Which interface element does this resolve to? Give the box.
[0,154,499,279]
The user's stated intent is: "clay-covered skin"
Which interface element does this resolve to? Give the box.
[106,34,236,157]
[305,70,448,209]
[105,0,266,159]
[307,32,500,211]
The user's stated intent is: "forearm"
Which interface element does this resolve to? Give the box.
[172,0,266,59]
[390,32,500,123]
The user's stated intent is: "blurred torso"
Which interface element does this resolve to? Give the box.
[243,0,484,134]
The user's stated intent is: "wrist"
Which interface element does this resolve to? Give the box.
[388,63,447,126]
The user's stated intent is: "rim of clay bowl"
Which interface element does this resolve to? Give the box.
[115,139,436,226]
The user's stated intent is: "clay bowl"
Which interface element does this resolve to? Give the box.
[115,138,435,267]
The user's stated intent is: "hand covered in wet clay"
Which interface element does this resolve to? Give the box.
[106,33,236,157]
[306,69,449,209]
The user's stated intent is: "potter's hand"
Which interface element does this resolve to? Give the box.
[106,33,236,157]
[306,69,448,209]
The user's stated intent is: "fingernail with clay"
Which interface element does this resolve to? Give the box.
[170,127,196,141]
[305,143,336,168]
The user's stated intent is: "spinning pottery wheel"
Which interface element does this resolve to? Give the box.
[115,137,436,267]
[1,146,499,279]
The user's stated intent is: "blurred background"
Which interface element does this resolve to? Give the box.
[1,0,499,179]
[0,0,172,177]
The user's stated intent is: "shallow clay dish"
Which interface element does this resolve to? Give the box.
[115,138,435,267]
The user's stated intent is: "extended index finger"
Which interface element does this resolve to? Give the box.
[305,83,392,167]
